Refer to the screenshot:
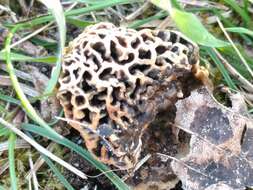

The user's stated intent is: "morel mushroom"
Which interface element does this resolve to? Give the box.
[57,23,202,169]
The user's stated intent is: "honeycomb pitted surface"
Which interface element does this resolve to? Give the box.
[57,23,200,169]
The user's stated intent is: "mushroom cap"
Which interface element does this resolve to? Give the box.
[57,22,201,169]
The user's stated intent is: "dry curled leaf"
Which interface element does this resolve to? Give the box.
[172,87,253,190]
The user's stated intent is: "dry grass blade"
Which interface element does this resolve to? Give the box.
[216,17,253,78]
[125,1,150,21]
[206,11,232,24]
[0,118,87,179]
[10,23,52,51]
[0,64,33,82]
[179,0,228,10]
[0,4,17,22]
[3,2,77,52]
[156,15,173,29]
[0,139,30,152]
[25,143,55,180]
[28,153,39,190]
[0,162,9,176]
[156,153,210,178]
[0,75,39,97]
[243,93,253,103]
[55,116,115,152]
[28,177,32,190]
[122,154,151,181]
[213,48,253,93]
[132,154,151,173]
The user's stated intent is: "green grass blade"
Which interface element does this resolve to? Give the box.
[0,51,56,63]
[212,9,253,45]
[22,123,130,190]
[171,0,182,9]
[128,11,168,29]
[226,27,253,37]
[7,0,140,29]
[41,155,75,190]
[0,93,20,105]
[66,17,94,28]
[4,27,60,136]
[67,0,103,4]
[29,38,57,50]
[0,105,7,114]
[0,126,9,136]
[170,9,229,47]
[38,0,66,95]
[222,0,253,28]
[219,46,253,80]
[220,45,253,68]
[204,47,237,90]
[64,0,140,17]
[47,110,64,126]
[150,0,229,47]
[8,132,18,190]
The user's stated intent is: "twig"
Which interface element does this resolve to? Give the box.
[0,118,87,179]
[216,17,253,78]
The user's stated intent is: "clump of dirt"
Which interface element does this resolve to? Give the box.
[64,136,113,190]
[126,105,190,190]
[65,151,114,189]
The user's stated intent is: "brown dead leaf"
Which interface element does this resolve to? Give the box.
[171,87,253,190]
